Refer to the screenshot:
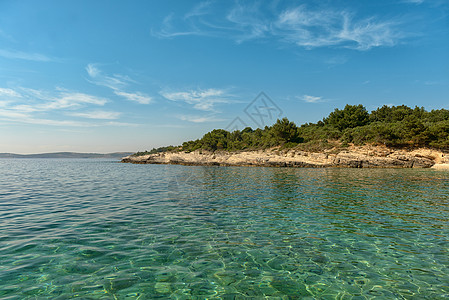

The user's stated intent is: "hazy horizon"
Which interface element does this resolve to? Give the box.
[1,0,448,153]
[0,151,133,155]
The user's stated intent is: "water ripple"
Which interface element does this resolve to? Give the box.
[1,159,449,298]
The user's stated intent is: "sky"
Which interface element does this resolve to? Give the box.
[0,0,448,153]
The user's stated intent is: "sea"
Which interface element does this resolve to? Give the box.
[0,158,448,299]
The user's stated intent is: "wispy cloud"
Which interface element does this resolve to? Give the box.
[185,1,213,19]
[299,95,325,103]
[402,0,424,4]
[153,2,403,51]
[275,7,399,50]
[0,86,123,127]
[177,114,224,123]
[154,124,187,128]
[226,2,270,42]
[0,88,22,107]
[153,14,206,38]
[86,64,152,104]
[0,108,134,127]
[0,108,87,126]
[5,88,108,112]
[114,91,152,104]
[69,110,121,120]
[86,64,129,90]
[161,88,232,111]
[105,121,140,127]
[43,91,107,110]
[0,87,22,98]
[0,49,53,62]
[0,109,30,119]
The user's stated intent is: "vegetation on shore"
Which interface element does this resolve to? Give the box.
[132,146,177,157]
[134,104,449,156]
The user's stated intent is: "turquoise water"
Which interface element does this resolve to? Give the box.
[0,159,448,299]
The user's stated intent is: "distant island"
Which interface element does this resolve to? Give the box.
[0,152,133,159]
[123,104,449,168]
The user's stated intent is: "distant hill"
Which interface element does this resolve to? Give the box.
[0,152,133,159]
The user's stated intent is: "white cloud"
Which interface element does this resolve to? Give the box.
[275,7,399,50]
[226,2,269,42]
[86,64,128,90]
[86,64,100,78]
[2,87,108,112]
[161,88,231,111]
[152,13,206,38]
[0,109,87,126]
[104,121,139,127]
[9,104,39,112]
[177,114,224,123]
[70,110,121,120]
[154,124,186,128]
[185,1,212,19]
[86,64,152,104]
[0,88,22,98]
[20,118,87,127]
[0,107,135,127]
[0,49,52,62]
[403,0,424,4]
[0,88,22,107]
[0,109,30,119]
[154,3,403,51]
[114,91,152,104]
[300,95,324,103]
[41,91,107,110]
[0,86,114,127]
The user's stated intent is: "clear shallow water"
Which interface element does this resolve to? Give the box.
[0,159,448,299]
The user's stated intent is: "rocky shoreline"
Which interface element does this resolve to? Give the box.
[121,145,449,169]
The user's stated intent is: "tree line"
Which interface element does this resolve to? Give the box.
[135,104,449,155]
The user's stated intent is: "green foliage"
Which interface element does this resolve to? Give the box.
[298,122,342,142]
[340,106,449,149]
[270,118,302,144]
[181,118,303,152]
[342,122,401,146]
[370,105,414,123]
[135,104,449,155]
[324,104,369,131]
[132,146,177,156]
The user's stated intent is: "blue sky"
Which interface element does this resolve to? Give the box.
[0,0,448,153]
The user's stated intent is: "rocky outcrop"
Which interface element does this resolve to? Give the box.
[122,146,449,168]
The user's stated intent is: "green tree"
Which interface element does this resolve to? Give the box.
[324,104,370,131]
[171,104,449,154]
[201,129,229,151]
[270,118,301,144]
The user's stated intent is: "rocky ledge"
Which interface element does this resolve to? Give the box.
[121,146,449,169]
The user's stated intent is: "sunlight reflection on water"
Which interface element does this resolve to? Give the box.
[0,159,448,298]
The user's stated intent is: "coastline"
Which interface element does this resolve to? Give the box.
[431,163,449,170]
[122,145,449,169]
